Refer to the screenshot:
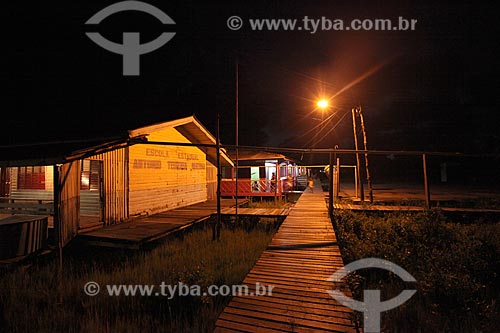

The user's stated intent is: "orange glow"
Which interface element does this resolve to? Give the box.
[317,99,329,109]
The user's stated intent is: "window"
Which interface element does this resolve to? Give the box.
[17,166,45,190]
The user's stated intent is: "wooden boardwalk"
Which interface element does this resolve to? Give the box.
[76,199,248,249]
[221,207,291,217]
[214,182,358,332]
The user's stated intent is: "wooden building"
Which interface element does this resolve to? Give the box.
[125,116,232,216]
[220,151,306,198]
[0,116,232,256]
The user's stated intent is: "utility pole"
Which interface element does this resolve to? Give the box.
[352,107,364,201]
[235,61,239,224]
[309,107,325,166]
[357,106,373,203]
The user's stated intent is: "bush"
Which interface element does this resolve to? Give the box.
[333,210,500,332]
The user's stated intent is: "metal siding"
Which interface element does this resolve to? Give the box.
[80,191,100,216]
[89,149,128,225]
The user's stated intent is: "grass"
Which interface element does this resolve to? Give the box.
[247,198,289,208]
[333,210,500,332]
[0,219,278,332]
[246,192,303,208]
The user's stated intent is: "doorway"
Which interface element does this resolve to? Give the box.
[80,160,104,229]
[0,167,10,200]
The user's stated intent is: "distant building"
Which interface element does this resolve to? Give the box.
[220,150,306,198]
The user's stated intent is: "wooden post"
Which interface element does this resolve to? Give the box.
[358,106,373,203]
[352,108,364,201]
[274,163,279,204]
[53,165,63,303]
[328,152,334,217]
[422,153,431,209]
[215,113,222,240]
[335,157,340,200]
[353,165,358,199]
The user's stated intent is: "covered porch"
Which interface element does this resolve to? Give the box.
[220,150,306,198]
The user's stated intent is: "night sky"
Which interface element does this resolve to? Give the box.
[3,1,499,155]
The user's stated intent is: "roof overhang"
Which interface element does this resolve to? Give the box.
[0,116,233,168]
[128,115,233,167]
[228,150,295,164]
[0,137,130,167]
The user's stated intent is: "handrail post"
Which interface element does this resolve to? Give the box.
[422,153,431,209]
[328,152,334,217]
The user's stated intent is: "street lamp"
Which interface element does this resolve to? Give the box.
[317,99,329,109]
[316,98,336,215]
[311,99,331,164]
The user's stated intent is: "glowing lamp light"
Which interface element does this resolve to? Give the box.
[317,99,329,109]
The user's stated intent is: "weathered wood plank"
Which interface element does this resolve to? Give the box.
[214,182,358,332]
[76,199,248,248]
[227,299,355,326]
[228,295,353,317]
[221,306,353,332]
[220,207,288,216]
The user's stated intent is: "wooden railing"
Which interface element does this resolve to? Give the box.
[0,197,54,215]
[221,178,297,197]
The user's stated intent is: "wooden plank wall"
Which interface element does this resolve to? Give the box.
[89,149,128,225]
[128,127,207,216]
[55,161,80,247]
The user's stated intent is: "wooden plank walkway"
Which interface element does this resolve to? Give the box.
[221,207,291,217]
[76,199,248,249]
[214,182,358,332]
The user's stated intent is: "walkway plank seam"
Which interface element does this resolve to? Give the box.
[214,182,359,333]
